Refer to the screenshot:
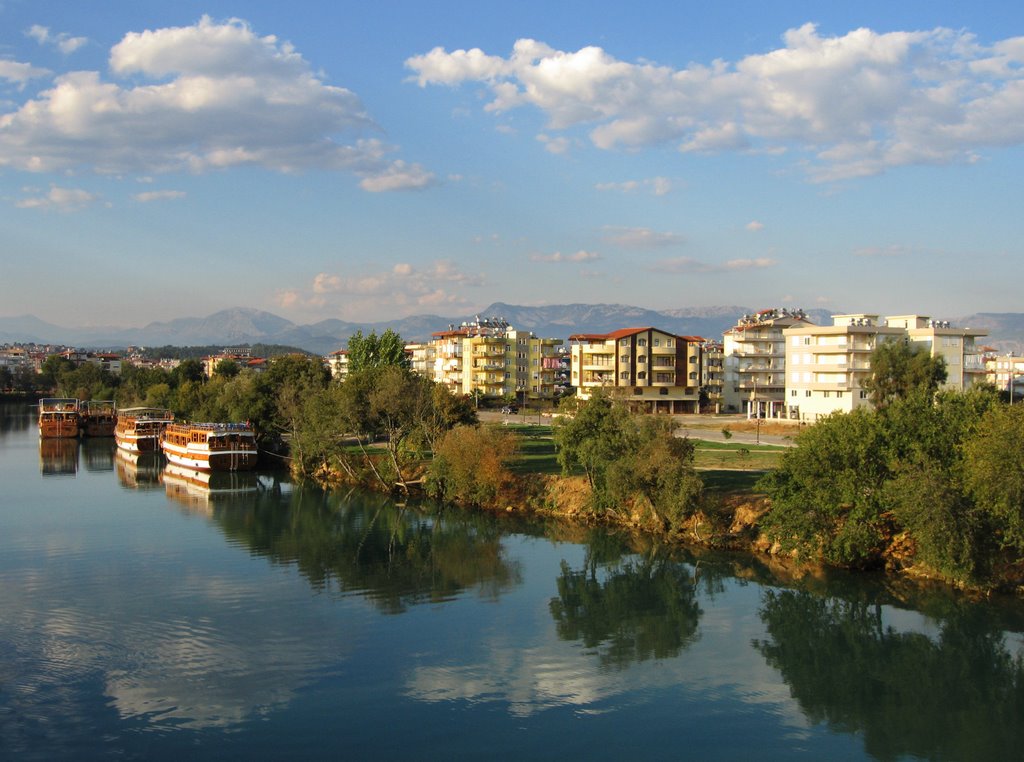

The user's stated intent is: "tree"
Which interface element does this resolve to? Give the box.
[347,329,410,372]
[555,392,703,523]
[213,358,241,378]
[862,339,947,409]
[962,403,1024,552]
[759,408,890,567]
[427,425,518,508]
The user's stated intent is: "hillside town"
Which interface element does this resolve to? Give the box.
[5,307,1023,420]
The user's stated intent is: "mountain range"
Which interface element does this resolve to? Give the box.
[3,303,1023,356]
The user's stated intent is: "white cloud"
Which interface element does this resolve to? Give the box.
[650,256,776,273]
[133,189,186,202]
[0,59,50,86]
[282,259,484,319]
[603,226,684,249]
[15,184,97,210]
[723,257,776,270]
[595,176,673,195]
[407,25,1024,180]
[529,250,601,263]
[26,25,88,55]
[745,220,765,232]
[0,16,429,190]
[359,160,437,192]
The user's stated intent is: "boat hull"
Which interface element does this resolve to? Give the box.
[160,422,258,472]
[161,446,258,472]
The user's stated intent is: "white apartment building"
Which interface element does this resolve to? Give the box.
[722,308,814,417]
[569,327,703,414]
[784,314,988,422]
[985,353,1024,401]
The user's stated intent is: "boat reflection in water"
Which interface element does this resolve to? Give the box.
[114,448,164,490]
[39,437,78,476]
[81,436,115,472]
[163,462,260,515]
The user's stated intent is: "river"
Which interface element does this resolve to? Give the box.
[1,402,1022,760]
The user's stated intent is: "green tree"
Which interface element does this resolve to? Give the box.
[213,358,241,378]
[759,408,890,567]
[347,329,410,372]
[962,403,1024,552]
[427,424,518,508]
[555,393,703,523]
[862,339,947,409]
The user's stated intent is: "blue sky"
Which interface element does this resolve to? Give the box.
[2,1,1023,328]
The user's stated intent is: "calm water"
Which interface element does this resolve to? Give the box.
[2,402,1023,761]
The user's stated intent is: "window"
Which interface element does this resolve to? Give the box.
[638,355,647,363]
[824,391,830,398]
[653,338,661,347]
[689,356,697,363]
[791,390,797,397]
[620,372,629,380]
[689,372,697,380]
[667,339,674,347]
[621,338,629,346]
[805,390,812,397]
[836,391,843,398]
[621,354,630,363]
[859,390,868,399]
[637,371,646,380]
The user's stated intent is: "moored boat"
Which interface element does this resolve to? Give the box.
[160,421,258,472]
[38,398,80,438]
[115,407,175,453]
[80,399,117,437]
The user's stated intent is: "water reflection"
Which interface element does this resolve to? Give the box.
[210,489,524,613]
[754,589,1024,760]
[81,436,114,472]
[163,463,260,515]
[550,552,703,669]
[114,448,163,490]
[39,436,78,476]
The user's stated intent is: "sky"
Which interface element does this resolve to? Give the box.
[2,1,1023,329]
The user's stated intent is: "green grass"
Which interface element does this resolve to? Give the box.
[692,440,785,471]
[700,469,768,493]
[492,423,783,478]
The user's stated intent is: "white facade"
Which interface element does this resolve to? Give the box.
[722,308,814,417]
[784,314,988,422]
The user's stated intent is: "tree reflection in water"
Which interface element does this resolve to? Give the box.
[212,486,523,613]
[549,549,704,670]
[754,590,1024,760]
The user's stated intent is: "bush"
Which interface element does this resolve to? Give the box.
[426,425,518,508]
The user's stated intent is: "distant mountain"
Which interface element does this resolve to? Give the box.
[2,305,1022,356]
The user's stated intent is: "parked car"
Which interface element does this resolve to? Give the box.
[501,405,518,415]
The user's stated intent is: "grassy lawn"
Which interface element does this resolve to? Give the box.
[493,423,783,480]
[700,469,768,493]
[692,440,786,471]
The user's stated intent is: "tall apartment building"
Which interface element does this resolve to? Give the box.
[569,327,703,414]
[423,318,563,401]
[722,308,814,417]
[784,314,988,422]
[700,340,724,412]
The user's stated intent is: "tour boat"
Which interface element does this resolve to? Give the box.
[160,421,258,472]
[38,398,80,438]
[80,400,117,437]
[115,407,175,453]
